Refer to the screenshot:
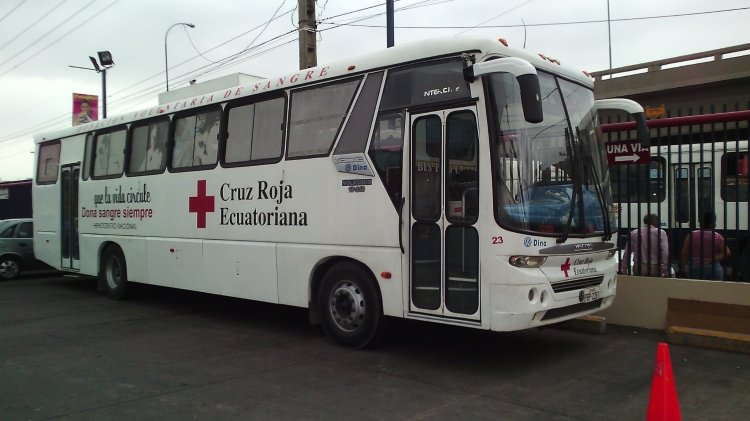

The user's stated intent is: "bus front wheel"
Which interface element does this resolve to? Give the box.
[318,262,383,349]
[100,246,128,300]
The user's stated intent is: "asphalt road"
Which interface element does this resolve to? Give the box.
[1,273,748,420]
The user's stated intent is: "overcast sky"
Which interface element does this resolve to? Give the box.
[1,0,748,181]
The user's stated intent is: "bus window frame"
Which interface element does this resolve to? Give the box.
[168,104,224,173]
[90,125,128,180]
[35,139,62,185]
[221,92,287,168]
[126,116,171,177]
[285,76,363,161]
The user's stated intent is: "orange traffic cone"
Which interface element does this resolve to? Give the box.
[646,342,681,421]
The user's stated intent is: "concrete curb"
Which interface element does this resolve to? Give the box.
[666,326,750,354]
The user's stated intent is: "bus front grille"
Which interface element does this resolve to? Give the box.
[551,276,604,293]
[541,299,603,321]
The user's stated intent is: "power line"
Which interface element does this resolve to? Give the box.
[0,0,70,53]
[104,7,297,103]
[319,5,750,30]
[454,0,533,36]
[317,0,445,34]
[0,0,26,25]
[243,0,287,51]
[1,2,434,147]
[0,30,299,145]
[1,0,488,148]
[0,0,115,76]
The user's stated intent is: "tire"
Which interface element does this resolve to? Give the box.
[0,256,21,280]
[100,246,128,300]
[318,262,384,349]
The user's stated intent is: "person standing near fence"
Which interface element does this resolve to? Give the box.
[680,212,731,280]
[620,214,670,277]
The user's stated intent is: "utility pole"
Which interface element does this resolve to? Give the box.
[386,0,394,47]
[298,0,317,70]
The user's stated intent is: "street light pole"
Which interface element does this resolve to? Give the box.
[101,67,107,118]
[165,22,195,91]
[69,51,114,120]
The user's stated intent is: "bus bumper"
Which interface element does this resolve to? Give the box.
[489,282,615,332]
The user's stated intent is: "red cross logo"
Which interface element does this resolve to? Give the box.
[189,180,214,228]
[560,258,571,278]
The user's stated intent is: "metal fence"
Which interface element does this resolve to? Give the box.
[602,107,750,281]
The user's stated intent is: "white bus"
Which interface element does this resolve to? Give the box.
[33,37,646,348]
[610,126,749,279]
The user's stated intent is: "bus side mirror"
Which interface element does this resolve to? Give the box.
[466,57,543,124]
[517,74,542,124]
[595,98,650,148]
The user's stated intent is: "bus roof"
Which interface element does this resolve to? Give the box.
[34,37,593,144]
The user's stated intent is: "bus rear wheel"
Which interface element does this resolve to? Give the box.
[101,246,128,300]
[318,262,383,349]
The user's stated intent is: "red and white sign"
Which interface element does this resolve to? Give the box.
[605,140,650,165]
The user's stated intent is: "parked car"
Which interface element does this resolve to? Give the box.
[0,218,46,280]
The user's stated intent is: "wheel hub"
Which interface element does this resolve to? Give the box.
[106,257,121,289]
[328,281,365,333]
[0,260,19,279]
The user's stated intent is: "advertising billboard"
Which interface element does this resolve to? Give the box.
[72,93,98,126]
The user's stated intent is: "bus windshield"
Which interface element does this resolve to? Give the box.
[488,71,613,238]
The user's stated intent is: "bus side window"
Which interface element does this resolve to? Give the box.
[172,109,220,169]
[110,131,126,175]
[287,78,360,159]
[93,134,111,177]
[93,129,126,178]
[129,120,168,174]
[82,134,92,180]
[173,116,196,168]
[130,125,149,173]
[722,152,749,202]
[225,96,285,165]
[368,112,404,210]
[334,71,384,155]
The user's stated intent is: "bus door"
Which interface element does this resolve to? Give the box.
[60,164,80,270]
[673,163,714,230]
[408,107,480,320]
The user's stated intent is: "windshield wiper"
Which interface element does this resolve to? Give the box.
[558,127,579,243]
[577,126,612,240]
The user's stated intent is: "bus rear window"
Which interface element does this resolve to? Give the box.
[36,140,61,184]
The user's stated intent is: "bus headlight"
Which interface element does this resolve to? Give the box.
[509,255,547,268]
[606,249,617,259]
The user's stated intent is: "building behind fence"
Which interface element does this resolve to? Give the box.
[0,179,32,220]
[592,44,750,281]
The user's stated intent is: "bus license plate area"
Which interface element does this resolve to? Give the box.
[579,287,600,303]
